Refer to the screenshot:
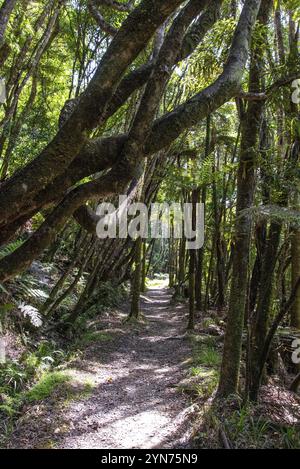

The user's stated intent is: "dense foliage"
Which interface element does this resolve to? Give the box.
[0,0,299,450]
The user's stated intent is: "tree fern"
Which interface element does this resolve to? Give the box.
[0,239,24,260]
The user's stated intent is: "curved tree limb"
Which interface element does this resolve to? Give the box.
[0,0,224,236]
[69,0,225,126]
[88,0,118,36]
[0,0,185,226]
[94,0,135,13]
[0,0,262,283]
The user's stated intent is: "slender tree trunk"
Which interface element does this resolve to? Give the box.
[141,240,147,293]
[212,154,226,309]
[290,372,300,393]
[204,244,214,312]
[41,234,89,315]
[195,116,210,310]
[195,246,203,310]
[175,232,186,298]
[48,246,94,320]
[188,188,198,330]
[188,249,195,330]
[129,237,143,319]
[169,219,175,288]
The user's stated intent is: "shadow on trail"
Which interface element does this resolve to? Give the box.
[8,288,195,449]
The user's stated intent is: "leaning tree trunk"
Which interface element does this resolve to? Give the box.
[290,372,300,393]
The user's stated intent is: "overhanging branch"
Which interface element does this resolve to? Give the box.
[0,0,263,283]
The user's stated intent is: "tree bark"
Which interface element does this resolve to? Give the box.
[129,237,143,319]
[0,0,263,284]
[0,0,17,46]
[218,0,272,398]
[291,199,300,329]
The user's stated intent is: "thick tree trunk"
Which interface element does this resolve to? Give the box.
[218,0,272,398]
[0,0,262,284]
[0,0,17,45]
[291,213,300,330]
[0,0,186,225]
[249,222,282,400]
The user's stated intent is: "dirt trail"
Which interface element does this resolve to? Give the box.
[9,287,195,449]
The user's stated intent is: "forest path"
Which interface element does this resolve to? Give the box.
[9,287,196,449]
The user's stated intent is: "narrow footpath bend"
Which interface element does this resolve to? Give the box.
[9,288,195,449]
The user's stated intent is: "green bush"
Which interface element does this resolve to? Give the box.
[0,361,28,395]
[26,371,71,402]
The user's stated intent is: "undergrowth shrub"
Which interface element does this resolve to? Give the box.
[88,282,128,310]
[185,333,222,399]
[71,281,128,332]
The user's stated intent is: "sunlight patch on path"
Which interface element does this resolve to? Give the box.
[8,288,194,450]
